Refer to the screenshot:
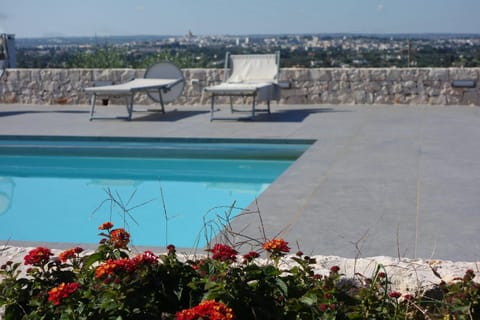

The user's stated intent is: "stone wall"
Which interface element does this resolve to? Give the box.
[0,67,479,106]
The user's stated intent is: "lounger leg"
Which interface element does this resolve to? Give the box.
[126,95,134,120]
[210,95,215,121]
[267,100,271,114]
[230,96,234,113]
[158,89,165,114]
[89,94,97,121]
[252,95,256,119]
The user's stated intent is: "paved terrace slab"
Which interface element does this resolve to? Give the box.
[0,103,479,261]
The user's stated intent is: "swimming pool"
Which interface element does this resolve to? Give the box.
[0,136,311,248]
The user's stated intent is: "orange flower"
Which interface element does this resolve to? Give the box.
[176,300,235,320]
[110,228,130,249]
[98,221,114,230]
[95,259,117,279]
[58,247,83,262]
[262,238,290,254]
[95,258,137,280]
[48,282,80,305]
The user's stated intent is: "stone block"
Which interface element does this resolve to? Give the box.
[19,70,32,82]
[386,69,402,81]
[348,69,362,82]
[329,81,350,91]
[370,69,386,81]
[120,69,136,82]
[332,92,353,104]
[391,83,403,94]
[309,69,331,81]
[5,70,19,82]
[400,69,417,81]
[52,69,68,82]
[403,81,417,94]
[27,81,39,90]
[280,68,306,81]
[79,69,93,82]
[301,81,313,89]
[428,95,447,105]
[309,94,323,104]
[463,90,480,105]
[331,69,349,81]
[426,87,441,97]
[353,90,366,104]
[393,94,406,104]
[449,68,478,80]
[309,84,325,95]
[374,94,393,104]
[366,81,381,93]
[68,70,81,82]
[4,93,17,103]
[187,69,207,81]
[379,82,391,95]
[446,95,463,105]
[429,69,449,81]
[445,87,464,97]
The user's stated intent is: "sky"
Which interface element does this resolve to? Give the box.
[1,0,480,38]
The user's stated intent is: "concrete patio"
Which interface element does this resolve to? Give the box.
[0,103,479,261]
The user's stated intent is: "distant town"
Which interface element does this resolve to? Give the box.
[15,33,480,69]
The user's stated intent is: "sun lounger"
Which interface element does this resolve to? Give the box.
[203,52,280,120]
[85,61,184,120]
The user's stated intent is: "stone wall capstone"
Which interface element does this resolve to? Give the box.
[0,68,478,106]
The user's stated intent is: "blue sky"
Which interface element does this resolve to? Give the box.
[2,0,480,38]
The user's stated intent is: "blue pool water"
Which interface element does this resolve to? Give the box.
[0,137,311,248]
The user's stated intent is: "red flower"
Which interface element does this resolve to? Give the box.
[330,265,340,273]
[324,293,333,300]
[98,221,114,230]
[24,247,53,266]
[208,244,238,263]
[262,238,290,255]
[313,274,322,280]
[242,251,260,264]
[403,294,415,301]
[132,251,158,265]
[167,244,176,254]
[110,228,130,249]
[464,269,476,281]
[176,300,235,320]
[388,291,402,299]
[58,247,83,262]
[48,282,80,305]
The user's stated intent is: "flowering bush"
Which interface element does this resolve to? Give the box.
[1,222,479,319]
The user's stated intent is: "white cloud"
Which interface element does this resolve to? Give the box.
[135,6,145,11]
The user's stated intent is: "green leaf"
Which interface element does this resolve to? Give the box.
[299,293,317,306]
[275,278,288,296]
[82,252,104,269]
